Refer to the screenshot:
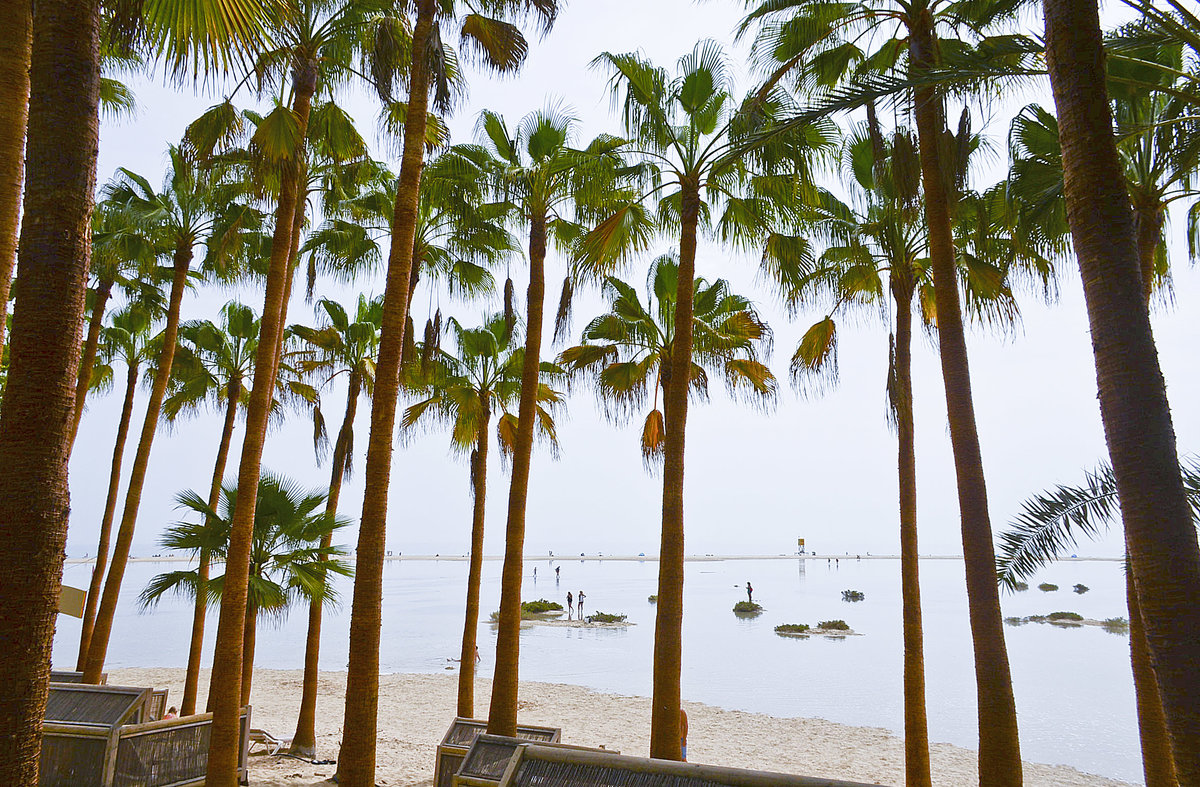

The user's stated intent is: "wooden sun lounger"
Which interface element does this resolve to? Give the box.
[495,743,887,787]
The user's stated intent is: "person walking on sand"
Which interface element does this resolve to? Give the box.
[578,590,586,618]
[746,581,753,604]
[680,708,689,761]
[567,591,574,620]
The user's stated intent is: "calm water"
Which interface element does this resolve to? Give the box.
[54,556,1139,783]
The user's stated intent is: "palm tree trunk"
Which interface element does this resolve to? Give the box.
[1127,566,1177,787]
[76,360,139,670]
[649,182,699,760]
[180,376,241,715]
[291,372,360,756]
[1133,208,1163,303]
[204,73,316,787]
[0,0,99,779]
[892,284,931,787]
[239,598,257,707]
[458,397,490,718]
[0,0,31,360]
[69,276,113,447]
[83,246,192,683]
[487,213,547,738]
[336,3,434,782]
[908,18,1022,786]
[1042,2,1200,778]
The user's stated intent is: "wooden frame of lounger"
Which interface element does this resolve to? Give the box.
[495,743,888,787]
[435,718,561,787]
[452,733,619,787]
[50,670,108,684]
[40,684,251,787]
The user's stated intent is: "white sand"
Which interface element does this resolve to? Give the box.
[110,668,1134,787]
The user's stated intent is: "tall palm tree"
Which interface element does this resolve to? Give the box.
[560,255,775,469]
[141,473,352,706]
[0,0,100,779]
[585,41,831,758]
[402,314,561,719]
[996,460,1200,787]
[285,294,381,756]
[82,145,258,684]
[75,304,161,672]
[337,4,561,779]
[1043,0,1200,776]
[159,301,263,715]
[740,2,1030,778]
[433,106,631,737]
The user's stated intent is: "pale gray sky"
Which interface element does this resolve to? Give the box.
[65,0,1198,562]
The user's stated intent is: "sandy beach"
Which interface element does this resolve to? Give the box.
[109,668,1134,787]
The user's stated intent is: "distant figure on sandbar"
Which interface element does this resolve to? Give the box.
[746,581,753,604]
[567,591,574,620]
[578,590,586,618]
[555,565,560,580]
[680,708,689,761]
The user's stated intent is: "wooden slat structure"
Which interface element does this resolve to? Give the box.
[495,744,888,787]
[50,670,108,684]
[454,734,617,787]
[435,718,560,787]
[39,682,251,787]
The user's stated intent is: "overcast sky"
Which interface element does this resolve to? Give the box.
[63,0,1198,562]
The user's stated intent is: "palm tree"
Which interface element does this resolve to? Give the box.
[70,200,160,449]
[337,2,561,775]
[75,304,160,672]
[402,314,561,719]
[285,294,382,756]
[996,460,1200,787]
[158,301,263,715]
[432,106,631,737]
[82,145,258,684]
[740,2,1031,777]
[585,41,831,758]
[560,255,775,468]
[141,473,353,706]
[0,0,30,363]
[0,1,102,778]
[1042,0,1200,777]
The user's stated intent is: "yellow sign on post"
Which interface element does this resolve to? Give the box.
[58,585,86,618]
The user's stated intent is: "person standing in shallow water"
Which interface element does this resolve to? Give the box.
[578,590,585,618]
[566,591,573,620]
[746,581,753,603]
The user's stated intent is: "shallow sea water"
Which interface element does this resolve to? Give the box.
[54,556,1139,782]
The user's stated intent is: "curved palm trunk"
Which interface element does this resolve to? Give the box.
[69,277,113,447]
[0,0,30,360]
[204,76,316,787]
[76,360,139,670]
[1127,567,1177,787]
[892,283,931,787]
[83,246,192,683]
[908,17,1022,786]
[180,377,241,716]
[239,597,258,706]
[649,183,699,760]
[458,397,491,717]
[487,214,547,737]
[290,373,360,756]
[337,3,434,781]
[0,0,99,779]
[1043,3,1200,778]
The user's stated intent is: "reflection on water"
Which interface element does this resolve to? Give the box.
[54,556,1136,782]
